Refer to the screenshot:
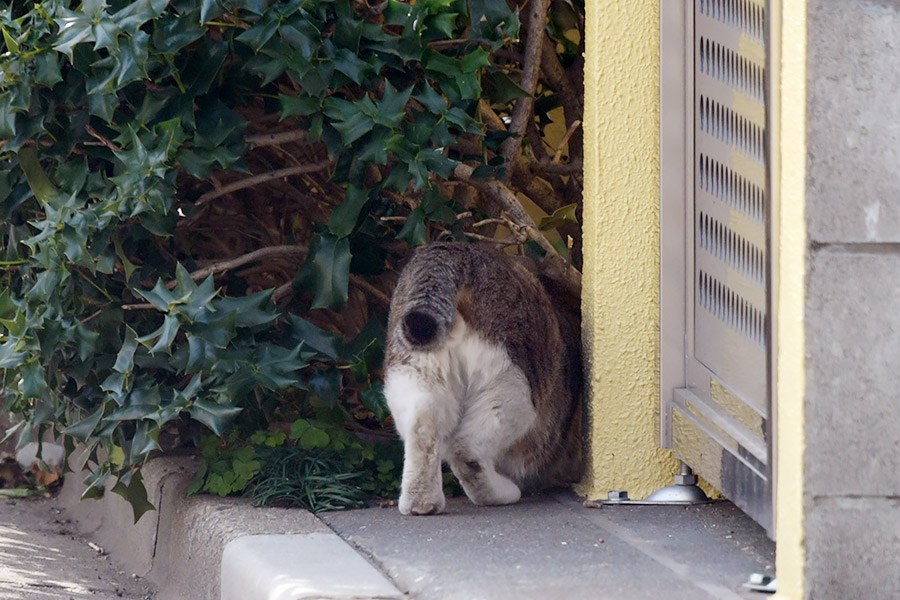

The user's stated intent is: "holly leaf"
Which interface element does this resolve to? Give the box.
[113,327,138,373]
[189,398,242,436]
[287,316,342,360]
[110,471,155,523]
[328,185,368,238]
[539,203,579,230]
[360,382,389,423]
[373,82,413,128]
[0,339,24,369]
[181,38,227,95]
[294,233,351,311]
[136,314,180,355]
[279,94,319,118]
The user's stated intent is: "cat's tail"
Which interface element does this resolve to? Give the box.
[402,310,443,346]
[394,244,467,349]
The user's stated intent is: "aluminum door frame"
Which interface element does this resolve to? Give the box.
[660,0,776,537]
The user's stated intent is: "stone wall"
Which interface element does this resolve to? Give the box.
[806,1,900,597]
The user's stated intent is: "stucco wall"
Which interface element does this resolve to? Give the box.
[579,0,676,500]
[805,1,900,597]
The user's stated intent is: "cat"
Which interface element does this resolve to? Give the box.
[383,242,583,515]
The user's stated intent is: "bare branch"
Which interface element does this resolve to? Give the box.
[125,247,305,308]
[540,34,584,117]
[85,125,121,152]
[463,232,523,246]
[196,161,332,205]
[530,160,583,175]
[350,274,391,309]
[272,281,294,305]
[499,0,550,171]
[452,163,581,295]
[552,119,582,163]
[166,245,307,289]
[121,303,155,311]
[479,100,507,131]
[245,129,309,148]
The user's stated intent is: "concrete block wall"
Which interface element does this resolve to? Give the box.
[806,1,900,598]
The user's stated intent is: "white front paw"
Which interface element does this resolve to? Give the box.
[398,488,446,515]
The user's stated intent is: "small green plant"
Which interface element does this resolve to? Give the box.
[189,418,403,511]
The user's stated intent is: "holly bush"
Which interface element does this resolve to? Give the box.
[0,0,584,518]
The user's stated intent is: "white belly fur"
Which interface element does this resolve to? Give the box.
[385,314,536,483]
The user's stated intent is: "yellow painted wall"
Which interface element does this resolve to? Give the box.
[772,1,807,598]
[579,0,676,500]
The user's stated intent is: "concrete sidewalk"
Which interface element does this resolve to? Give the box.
[321,492,775,600]
[51,455,774,599]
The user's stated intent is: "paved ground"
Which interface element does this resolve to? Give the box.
[321,490,776,600]
[0,496,156,600]
[0,471,777,600]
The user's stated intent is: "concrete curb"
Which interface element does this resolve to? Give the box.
[58,454,403,600]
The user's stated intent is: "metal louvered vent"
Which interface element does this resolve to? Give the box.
[694,0,768,412]
[659,0,773,536]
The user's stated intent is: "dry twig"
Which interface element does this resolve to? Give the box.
[85,125,121,152]
[196,162,332,205]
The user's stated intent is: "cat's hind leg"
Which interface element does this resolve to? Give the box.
[448,366,535,506]
[384,366,459,515]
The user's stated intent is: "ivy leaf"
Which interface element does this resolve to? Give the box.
[189,398,242,436]
[295,233,351,311]
[300,427,330,449]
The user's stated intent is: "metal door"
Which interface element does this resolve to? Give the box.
[661,0,773,535]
